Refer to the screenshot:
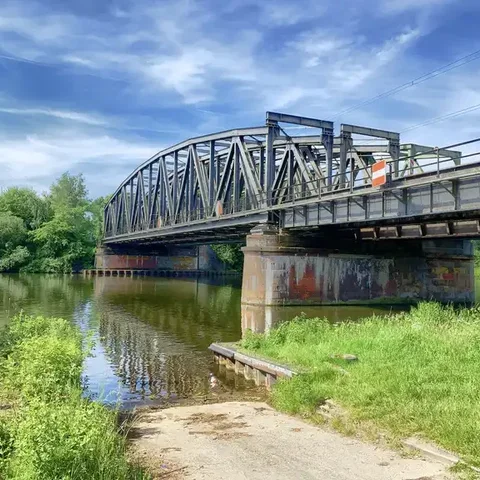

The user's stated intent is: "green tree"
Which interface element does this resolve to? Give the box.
[0,246,30,272]
[50,173,87,211]
[210,243,244,272]
[0,173,107,273]
[27,173,96,273]
[0,187,50,230]
[88,195,111,242]
[0,213,26,249]
[0,213,30,272]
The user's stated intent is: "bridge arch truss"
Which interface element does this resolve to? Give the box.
[104,112,462,244]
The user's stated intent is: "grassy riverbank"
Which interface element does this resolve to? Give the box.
[242,303,480,466]
[0,314,148,479]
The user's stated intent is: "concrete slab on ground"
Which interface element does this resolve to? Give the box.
[130,402,453,480]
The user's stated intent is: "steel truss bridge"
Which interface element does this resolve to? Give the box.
[104,112,480,245]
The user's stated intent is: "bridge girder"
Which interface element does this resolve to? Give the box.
[104,112,463,243]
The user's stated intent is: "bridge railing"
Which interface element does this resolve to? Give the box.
[391,137,480,179]
[268,137,480,206]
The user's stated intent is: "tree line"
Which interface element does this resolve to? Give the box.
[0,173,108,273]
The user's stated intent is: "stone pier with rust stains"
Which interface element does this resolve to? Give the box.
[241,224,474,331]
[94,244,230,274]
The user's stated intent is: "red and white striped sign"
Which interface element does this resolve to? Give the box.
[372,160,387,187]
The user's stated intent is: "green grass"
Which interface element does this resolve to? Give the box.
[0,314,148,480]
[241,303,480,466]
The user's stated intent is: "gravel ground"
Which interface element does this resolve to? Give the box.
[129,401,452,480]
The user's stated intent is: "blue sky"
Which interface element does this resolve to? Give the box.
[1,0,480,197]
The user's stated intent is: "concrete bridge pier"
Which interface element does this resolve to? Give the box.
[241,224,474,333]
[94,244,229,275]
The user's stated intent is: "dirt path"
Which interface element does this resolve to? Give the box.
[130,402,452,480]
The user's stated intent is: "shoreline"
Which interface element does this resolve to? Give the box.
[238,302,480,470]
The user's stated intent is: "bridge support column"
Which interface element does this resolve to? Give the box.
[241,225,474,333]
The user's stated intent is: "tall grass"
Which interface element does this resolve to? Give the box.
[242,303,480,466]
[0,314,148,480]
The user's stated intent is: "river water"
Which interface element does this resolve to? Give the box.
[1,274,475,408]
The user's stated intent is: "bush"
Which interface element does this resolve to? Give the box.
[0,314,149,480]
[0,419,14,476]
[9,397,143,480]
[4,335,83,402]
[0,246,30,272]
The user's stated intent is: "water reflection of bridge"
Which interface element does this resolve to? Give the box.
[0,274,248,404]
[93,276,243,402]
[98,307,210,399]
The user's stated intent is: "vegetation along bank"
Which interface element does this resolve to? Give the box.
[0,172,245,274]
[241,302,480,468]
[0,173,108,273]
[0,314,148,480]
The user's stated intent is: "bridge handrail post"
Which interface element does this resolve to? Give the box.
[350,154,355,193]
[265,121,279,207]
[322,128,334,191]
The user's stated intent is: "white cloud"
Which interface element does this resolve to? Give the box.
[0,130,159,196]
[380,0,456,14]
[261,2,326,26]
[298,38,351,68]
[247,27,421,114]
[0,107,107,126]
[0,104,188,136]
[0,6,70,44]
[329,29,420,93]
[61,55,97,68]
[0,0,421,110]
[0,0,257,105]
[144,50,216,104]
[224,0,328,26]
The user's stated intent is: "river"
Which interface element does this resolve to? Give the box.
[1,274,477,408]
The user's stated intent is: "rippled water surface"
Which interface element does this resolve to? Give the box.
[2,274,475,408]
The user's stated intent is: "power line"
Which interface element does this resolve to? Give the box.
[286,102,480,141]
[339,103,480,145]
[401,102,480,133]
[333,48,480,119]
